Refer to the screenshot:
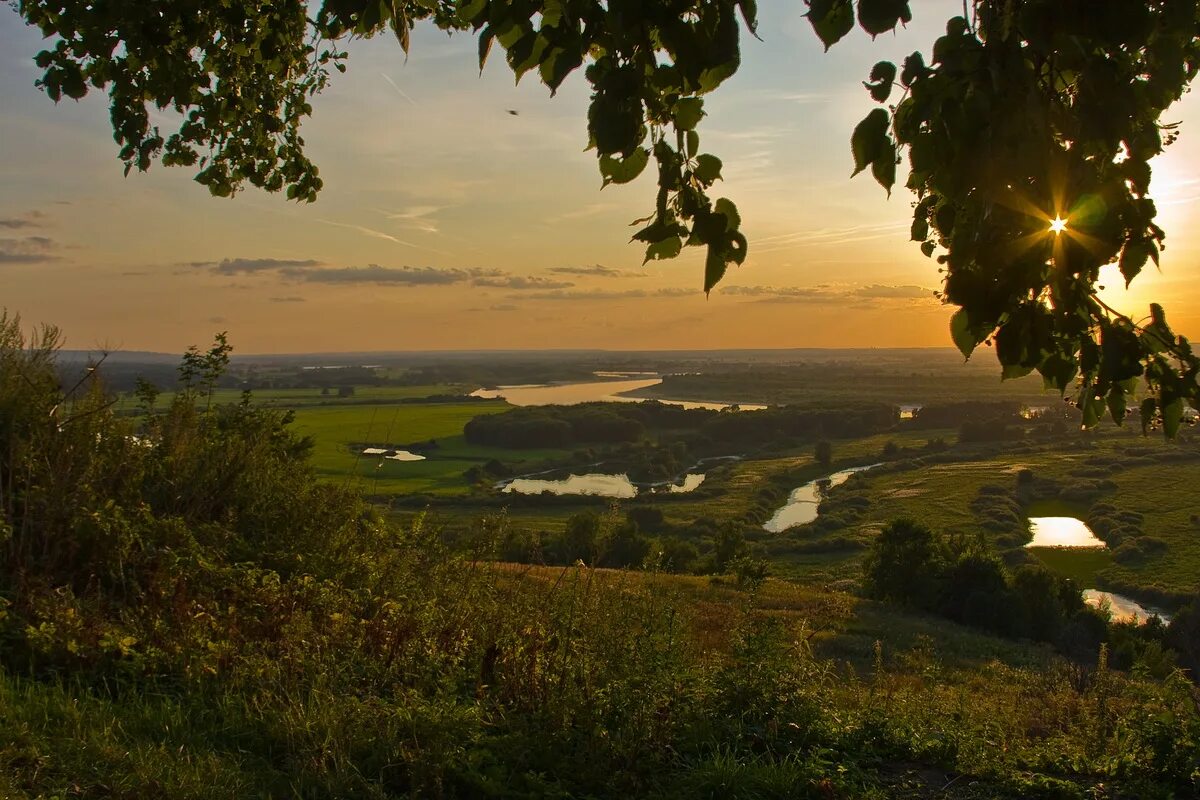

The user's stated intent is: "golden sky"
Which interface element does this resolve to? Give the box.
[2,1,1199,354]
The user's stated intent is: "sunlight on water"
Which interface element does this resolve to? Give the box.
[1083,590,1172,625]
[764,464,881,533]
[1025,517,1105,548]
[503,473,637,498]
[386,450,426,462]
[665,473,705,493]
[471,376,766,411]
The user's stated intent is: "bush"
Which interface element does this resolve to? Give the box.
[862,519,948,610]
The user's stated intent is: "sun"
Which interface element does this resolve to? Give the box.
[1049,216,1068,234]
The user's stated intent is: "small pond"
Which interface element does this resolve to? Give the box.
[1082,590,1172,625]
[362,447,426,462]
[764,464,881,533]
[652,473,706,494]
[503,473,637,498]
[1024,517,1106,548]
[471,374,766,411]
[501,471,707,498]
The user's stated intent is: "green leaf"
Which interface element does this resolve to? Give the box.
[1001,363,1033,380]
[857,0,912,37]
[693,153,722,184]
[1139,398,1157,434]
[645,235,682,263]
[703,243,727,294]
[851,108,889,176]
[807,0,854,51]
[910,213,928,242]
[457,0,487,24]
[686,130,699,158]
[477,26,494,71]
[900,51,926,86]
[1106,386,1127,425]
[1119,239,1151,285]
[864,61,896,102]
[737,0,759,36]
[1163,396,1184,438]
[1081,394,1103,428]
[727,231,748,265]
[599,147,649,186]
[871,142,896,194]
[949,308,979,359]
[714,197,740,231]
[674,97,705,131]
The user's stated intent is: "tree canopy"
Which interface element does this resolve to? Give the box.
[12,0,1200,433]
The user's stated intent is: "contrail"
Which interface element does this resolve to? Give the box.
[381,74,417,105]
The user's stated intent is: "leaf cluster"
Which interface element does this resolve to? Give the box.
[813,0,1200,435]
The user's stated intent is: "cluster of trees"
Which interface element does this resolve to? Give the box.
[496,508,766,586]
[466,400,900,454]
[465,404,647,449]
[862,518,1191,672]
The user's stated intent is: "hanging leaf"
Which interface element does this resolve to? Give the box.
[806,0,854,51]
[851,108,889,176]
[864,61,896,102]
[599,147,650,186]
[673,97,705,131]
[949,308,980,359]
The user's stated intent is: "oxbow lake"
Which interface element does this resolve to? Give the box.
[1082,590,1172,625]
[500,472,706,498]
[470,375,766,411]
[1025,516,1170,624]
[763,464,882,533]
[1024,516,1106,548]
[362,447,426,461]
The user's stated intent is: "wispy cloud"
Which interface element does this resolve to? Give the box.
[718,285,833,302]
[0,211,47,230]
[0,236,59,264]
[284,264,504,286]
[269,296,307,303]
[186,257,323,275]
[547,202,618,223]
[474,275,575,290]
[547,263,644,279]
[315,218,419,248]
[717,283,936,304]
[519,287,698,301]
[853,284,933,299]
[750,221,910,255]
[381,205,444,234]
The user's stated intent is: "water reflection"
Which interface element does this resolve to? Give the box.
[1025,517,1105,548]
[471,376,766,411]
[362,447,426,462]
[664,473,705,493]
[1083,590,1172,625]
[503,473,637,498]
[502,471,706,498]
[764,464,881,533]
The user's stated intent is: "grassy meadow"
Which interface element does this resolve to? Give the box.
[289,399,577,496]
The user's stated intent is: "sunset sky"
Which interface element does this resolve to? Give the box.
[3,0,1200,354]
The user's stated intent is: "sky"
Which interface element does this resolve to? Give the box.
[3,1,1200,354]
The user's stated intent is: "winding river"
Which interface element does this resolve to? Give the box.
[763,464,882,533]
[470,375,766,411]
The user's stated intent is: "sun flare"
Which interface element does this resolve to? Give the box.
[1049,216,1069,234]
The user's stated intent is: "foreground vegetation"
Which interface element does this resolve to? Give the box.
[6,319,1200,798]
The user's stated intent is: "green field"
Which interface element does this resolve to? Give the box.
[289,401,576,496]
